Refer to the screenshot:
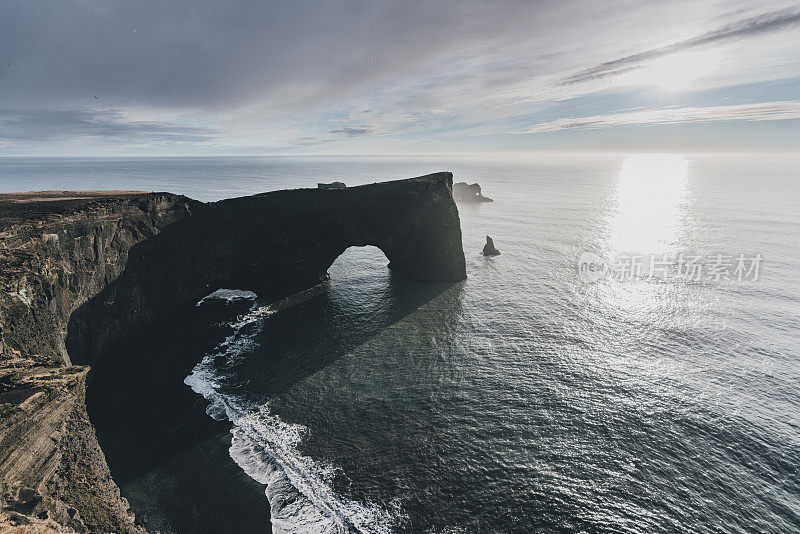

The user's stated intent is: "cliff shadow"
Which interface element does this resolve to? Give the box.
[212,246,466,406]
[84,246,463,533]
[85,244,463,478]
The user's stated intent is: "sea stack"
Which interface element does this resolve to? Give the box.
[483,236,501,256]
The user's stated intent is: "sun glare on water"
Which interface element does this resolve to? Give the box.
[599,153,690,313]
[620,48,723,92]
[609,153,689,256]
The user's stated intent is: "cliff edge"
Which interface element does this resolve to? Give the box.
[0,173,466,532]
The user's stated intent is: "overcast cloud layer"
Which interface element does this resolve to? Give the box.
[2,0,799,154]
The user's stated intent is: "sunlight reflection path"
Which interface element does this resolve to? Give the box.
[600,154,691,315]
[609,153,689,258]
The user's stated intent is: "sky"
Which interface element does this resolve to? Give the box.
[1,0,800,156]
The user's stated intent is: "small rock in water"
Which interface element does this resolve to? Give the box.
[482,235,500,256]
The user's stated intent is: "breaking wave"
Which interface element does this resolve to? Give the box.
[185,287,395,534]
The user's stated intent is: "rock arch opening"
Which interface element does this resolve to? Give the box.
[328,245,391,279]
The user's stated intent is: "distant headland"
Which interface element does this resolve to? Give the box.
[452,182,493,203]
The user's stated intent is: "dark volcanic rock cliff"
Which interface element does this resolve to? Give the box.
[0,191,198,366]
[1,192,196,532]
[1,361,144,533]
[66,172,466,369]
[0,173,466,532]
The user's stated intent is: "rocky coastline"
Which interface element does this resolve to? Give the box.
[0,173,466,532]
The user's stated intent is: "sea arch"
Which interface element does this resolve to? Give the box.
[66,172,466,367]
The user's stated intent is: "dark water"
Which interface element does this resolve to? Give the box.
[4,155,799,532]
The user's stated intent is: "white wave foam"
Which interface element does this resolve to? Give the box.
[196,288,258,306]
[232,406,395,534]
[185,287,395,534]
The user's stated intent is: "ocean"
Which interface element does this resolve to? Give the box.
[2,155,799,533]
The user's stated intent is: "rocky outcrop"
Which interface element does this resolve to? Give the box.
[1,192,196,532]
[0,358,143,533]
[452,182,493,202]
[482,236,501,256]
[0,173,466,532]
[0,191,198,366]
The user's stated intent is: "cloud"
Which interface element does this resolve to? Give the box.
[2,1,800,153]
[330,127,372,137]
[0,108,216,142]
[561,8,800,85]
[3,0,691,116]
[0,0,556,113]
[516,101,800,133]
